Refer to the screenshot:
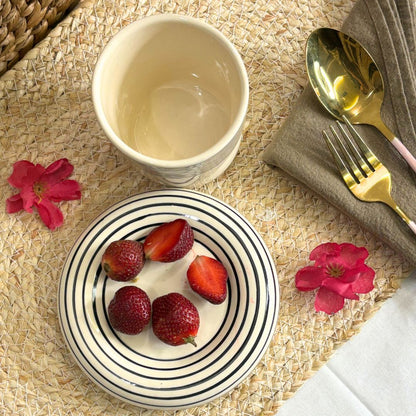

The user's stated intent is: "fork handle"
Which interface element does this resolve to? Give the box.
[375,120,416,173]
[390,203,416,235]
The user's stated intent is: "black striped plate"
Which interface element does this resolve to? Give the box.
[58,189,279,410]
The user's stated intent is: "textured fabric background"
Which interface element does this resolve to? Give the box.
[0,1,411,415]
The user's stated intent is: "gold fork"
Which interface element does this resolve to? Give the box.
[323,116,416,235]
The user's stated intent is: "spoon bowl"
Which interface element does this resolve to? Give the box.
[306,27,416,173]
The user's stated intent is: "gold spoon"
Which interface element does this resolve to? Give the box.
[306,27,416,173]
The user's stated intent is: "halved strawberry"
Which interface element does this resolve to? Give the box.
[144,218,194,263]
[187,255,228,304]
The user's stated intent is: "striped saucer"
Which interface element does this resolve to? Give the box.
[58,189,279,410]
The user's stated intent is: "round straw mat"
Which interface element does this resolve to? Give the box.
[0,0,411,414]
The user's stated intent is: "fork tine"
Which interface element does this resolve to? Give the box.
[342,116,381,170]
[322,130,358,188]
[335,121,372,176]
[329,125,366,182]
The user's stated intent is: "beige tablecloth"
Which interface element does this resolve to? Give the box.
[0,0,411,414]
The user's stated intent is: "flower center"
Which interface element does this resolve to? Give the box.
[326,263,345,278]
[33,181,46,201]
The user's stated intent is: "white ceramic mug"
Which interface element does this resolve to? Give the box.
[92,14,249,187]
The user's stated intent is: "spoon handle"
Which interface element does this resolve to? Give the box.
[408,220,416,235]
[375,120,416,174]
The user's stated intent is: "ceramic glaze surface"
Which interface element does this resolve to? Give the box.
[92,15,249,186]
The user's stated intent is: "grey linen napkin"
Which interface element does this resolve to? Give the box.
[263,0,416,266]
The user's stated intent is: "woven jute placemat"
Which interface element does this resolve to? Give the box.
[0,0,412,414]
[0,0,80,76]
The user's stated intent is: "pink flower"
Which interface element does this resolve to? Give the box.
[295,242,375,314]
[6,159,81,230]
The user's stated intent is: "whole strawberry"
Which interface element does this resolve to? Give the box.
[144,219,194,263]
[108,286,151,335]
[101,240,145,281]
[187,255,228,304]
[152,292,200,347]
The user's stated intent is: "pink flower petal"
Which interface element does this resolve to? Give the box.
[6,194,24,213]
[350,265,375,294]
[309,242,340,265]
[315,287,345,314]
[19,185,37,212]
[338,243,368,267]
[42,158,74,185]
[46,180,81,202]
[36,199,64,230]
[295,266,326,291]
[7,161,43,188]
[321,278,359,300]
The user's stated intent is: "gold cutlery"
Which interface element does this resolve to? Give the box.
[307,28,416,173]
[323,117,416,234]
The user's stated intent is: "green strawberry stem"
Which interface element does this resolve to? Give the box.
[184,336,197,347]
[103,263,111,274]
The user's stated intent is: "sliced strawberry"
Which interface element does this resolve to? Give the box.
[152,292,200,347]
[187,255,228,304]
[144,218,194,263]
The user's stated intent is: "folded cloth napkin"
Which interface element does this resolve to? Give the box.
[263,0,416,266]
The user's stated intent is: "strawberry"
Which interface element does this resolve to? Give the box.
[143,219,194,263]
[187,255,228,304]
[101,240,145,281]
[108,286,151,335]
[152,292,200,347]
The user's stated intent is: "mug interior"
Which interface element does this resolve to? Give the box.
[94,16,248,166]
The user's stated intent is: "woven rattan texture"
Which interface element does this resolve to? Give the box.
[0,0,412,415]
[0,0,79,75]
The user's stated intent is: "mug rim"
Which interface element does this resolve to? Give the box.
[92,14,249,169]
